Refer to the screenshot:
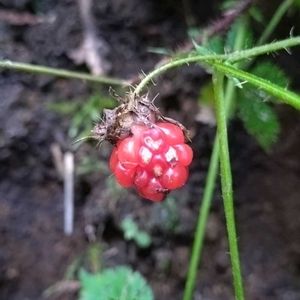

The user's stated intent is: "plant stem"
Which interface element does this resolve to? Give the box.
[213,70,245,300]
[183,8,297,299]
[133,54,218,95]
[134,36,300,94]
[226,36,300,63]
[257,0,294,46]
[210,61,300,110]
[0,60,129,86]
[182,18,247,300]
[1,37,298,91]
[182,140,220,300]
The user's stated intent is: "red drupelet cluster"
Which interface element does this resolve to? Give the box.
[109,122,193,201]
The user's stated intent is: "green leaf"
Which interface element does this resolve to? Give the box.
[121,217,151,248]
[194,36,224,55]
[188,27,202,40]
[47,101,79,114]
[225,21,253,53]
[249,7,265,23]
[135,232,151,248]
[238,91,280,150]
[147,47,172,56]
[251,61,290,88]
[204,36,224,54]
[48,93,116,139]
[235,62,285,151]
[220,0,237,11]
[79,267,154,300]
[79,270,103,300]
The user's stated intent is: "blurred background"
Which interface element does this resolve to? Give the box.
[0,0,300,299]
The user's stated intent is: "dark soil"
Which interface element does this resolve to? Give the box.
[1,1,300,300]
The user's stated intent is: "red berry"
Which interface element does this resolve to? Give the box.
[138,145,153,166]
[117,137,140,165]
[142,127,167,153]
[174,144,193,166]
[108,121,193,201]
[149,154,168,177]
[138,178,166,202]
[156,122,185,145]
[114,162,136,187]
[134,168,150,189]
[161,165,188,189]
[164,146,179,165]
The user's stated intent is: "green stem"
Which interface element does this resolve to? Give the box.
[225,36,300,63]
[182,140,220,300]
[133,54,218,95]
[0,60,129,86]
[134,36,300,94]
[182,18,246,300]
[183,9,297,299]
[257,0,294,46]
[211,61,300,110]
[213,70,244,300]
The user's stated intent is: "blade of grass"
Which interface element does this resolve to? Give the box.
[257,0,294,46]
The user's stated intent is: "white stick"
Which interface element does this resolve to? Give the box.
[64,152,74,236]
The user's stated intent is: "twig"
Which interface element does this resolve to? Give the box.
[69,0,110,75]
[43,280,80,298]
[193,0,255,46]
[64,152,74,236]
[50,143,64,178]
[0,9,54,26]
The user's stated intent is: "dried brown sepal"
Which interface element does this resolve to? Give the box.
[92,92,190,145]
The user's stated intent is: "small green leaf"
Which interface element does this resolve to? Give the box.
[194,36,224,55]
[79,267,154,300]
[48,93,116,139]
[225,21,253,52]
[238,91,280,150]
[249,7,265,23]
[251,61,290,88]
[79,269,103,300]
[47,101,79,114]
[188,27,202,40]
[204,36,224,54]
[121,217,151,248]
[135,232,151,248]
[147,47,172,56]
[220,0,237,11]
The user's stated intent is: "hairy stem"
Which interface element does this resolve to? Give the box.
[213,70,245,300]
[0,60,129,86]
[182,18,247,300]
[210,61,300,110]
[134,36,300,95]
[226,35,300,63]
